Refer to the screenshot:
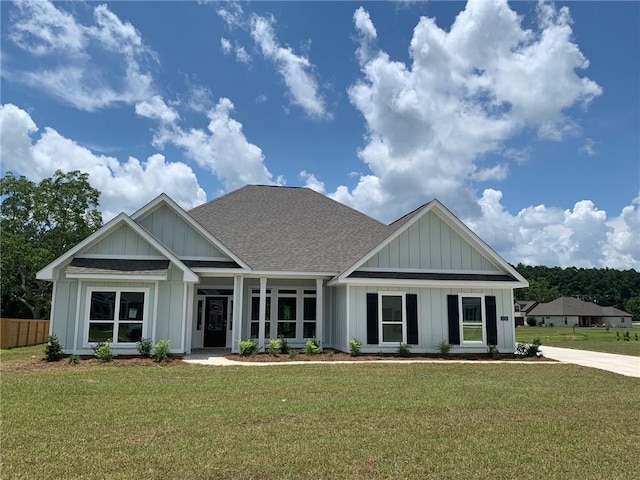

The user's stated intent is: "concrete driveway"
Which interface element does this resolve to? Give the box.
[540,346,640,378]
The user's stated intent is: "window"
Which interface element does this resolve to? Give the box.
[277,294,297,338]
[87,289,146,345]
[379,293,406,344]
[250,292,271,339]
[303,290,317,338]
[459,295,485,343]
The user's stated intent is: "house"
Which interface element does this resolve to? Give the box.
[514,300,538,327]
[37,185,529,355]
[528,296,632,328]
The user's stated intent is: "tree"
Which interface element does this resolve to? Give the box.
[1,170,102,319]
[625,297,640,322]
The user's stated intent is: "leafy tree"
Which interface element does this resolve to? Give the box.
[1,170,102,319]
[624,297,640,322]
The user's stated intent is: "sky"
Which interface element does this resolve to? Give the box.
[1,0,638,270]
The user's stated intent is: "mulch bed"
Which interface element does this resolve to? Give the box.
[226,352,549,362]
[0,355,181,372]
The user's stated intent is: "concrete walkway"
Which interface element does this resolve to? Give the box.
[539,346,639,378]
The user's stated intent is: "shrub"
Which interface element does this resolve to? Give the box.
[237,339,257,357]
[44,335,64,362]
[268,338,280,356]
[288,349,298,359]
[137,337,153,358]
[327,350,335,358]
[488,344,500,359]
[526,317,537,326]
[303,339,320,356]
[623,331,630,342]
[279,335,290,354]
[93,341,114,363]
[516,338,541,357]
[349,338,362,357]
[154,339,171,362]
[397,343,411,357]
[67,354,80,365]
[438,340,452,355]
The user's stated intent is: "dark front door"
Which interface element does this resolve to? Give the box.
[204,297,227,347]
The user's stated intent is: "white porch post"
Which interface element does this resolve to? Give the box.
[316,278,324,351]
[258,277,267,351]
[232,274,244,353]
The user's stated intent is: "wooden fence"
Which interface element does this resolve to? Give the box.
[0,318,50,349]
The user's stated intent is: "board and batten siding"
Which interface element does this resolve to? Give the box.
[85,224,163,257]
[348,286,515,353]
[329,286,349,352]
[50,278,79,351]
[153,265,187,352]
[363,211,499,271]
[138,204,228,258]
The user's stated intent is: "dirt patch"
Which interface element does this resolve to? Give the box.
[226,352,549,362]
[0,355,182,372]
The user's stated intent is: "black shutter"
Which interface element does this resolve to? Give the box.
[406,294,418,345]
[447,295,460,345]
[486,296,498,346]
[366,293,379,344]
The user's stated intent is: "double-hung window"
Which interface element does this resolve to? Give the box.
[302,290,317,339]
[87,288,147,345]
[379,293,406,344]
[277,289,297,338]
[250,289,271,339]
[459,294,485,344]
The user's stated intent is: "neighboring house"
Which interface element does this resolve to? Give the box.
[37,185,529,355]
[514,300,538,327]
[528,297,632,328]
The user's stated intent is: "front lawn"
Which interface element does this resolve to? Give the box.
[2,347,639,479]
[516,325,640,356]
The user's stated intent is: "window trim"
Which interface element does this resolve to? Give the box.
[84,287,149,348]
[458,293,486,345]
[249,287,318,341]
[378,292,407,345]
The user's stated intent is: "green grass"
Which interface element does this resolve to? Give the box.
[516,325,640,356]
[2,346,639,480]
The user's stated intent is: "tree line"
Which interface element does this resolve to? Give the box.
[514,264,640,320]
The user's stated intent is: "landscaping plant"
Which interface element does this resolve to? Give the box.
[93,341,114,363]
[267,338,280,356]
[303,340,320,356]
[153,339,171,362]
[237,339,257,357]
[349,338,362,357]
[137,337,153,358]
[44,335,64,362]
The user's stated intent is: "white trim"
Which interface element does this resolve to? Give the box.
[130,193,250,270]
[36,213,198,283]
[82,286,150,349]
[336,200,528,287]
[356,267,506,275]
[181,283,188,353]
[152,281,159,343]
[329,277,524,289]
[378,292,407,345]
[180,256,234,262]
[316,278,323,350]
[246,271,335,278]
[345,284,351,348]
[458,293,486,346]
[258,277,267,351]
[49,281,57,337]
[189,268,250,275]
[76,254,166,260]
[66,273,168,281]
[73,280,83,354]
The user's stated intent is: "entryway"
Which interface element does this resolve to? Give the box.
[203,296,229,348]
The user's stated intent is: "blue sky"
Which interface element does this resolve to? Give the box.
[1,0,638,269]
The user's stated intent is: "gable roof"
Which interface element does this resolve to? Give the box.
[529,297,607,317]
[188,185,389,273]
[335,198,528,285]
[36,214,198,282]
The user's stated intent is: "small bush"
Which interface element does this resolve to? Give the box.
[438,340,452,355]
[237,339,257,357]
[623,331,630,342]
[268,338,280,356]
[526,317,537,327]
[349,338,362,357]
[303,339,320,356]
[397,343,411,357]
[137,337,153,358]
[44,335,64,362]
[327,350,334,358]
[93,341,114,363]
[279,336,290,354]
[516,338,541,357]
[488,344,500,359]
[288,349,298,359]
[67,354,80,365]
[154,339,171,362]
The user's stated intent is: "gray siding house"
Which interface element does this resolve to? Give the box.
[37,185,528,355]
[528,297,632,328]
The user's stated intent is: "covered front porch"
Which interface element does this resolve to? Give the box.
[189,275,328,353]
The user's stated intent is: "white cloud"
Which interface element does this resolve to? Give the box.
[4,0,156,111]
[0,104,206,220]
[135,96,179,124]
[220,37,251,64]
[250,14,329,119]
[299,171,325,193]
[330,0,602,220]
[153,98,278,191]
[220,37,233,54]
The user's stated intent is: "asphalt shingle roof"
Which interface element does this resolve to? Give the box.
[188,185,390,273]
[529,297,612,317]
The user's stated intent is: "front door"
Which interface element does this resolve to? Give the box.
[204,297,227,347]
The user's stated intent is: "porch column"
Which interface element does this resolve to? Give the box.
[232,274,244,353]
[316,278,324,351]
[258,277,267,351]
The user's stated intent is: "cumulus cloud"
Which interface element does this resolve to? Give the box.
[0,104,206,220]
[220,37,251,63]
[330,0,602,222]
[153,98,278,191]
[299,171,325,193]
[4,0,156,111]
[135,96,180,124]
